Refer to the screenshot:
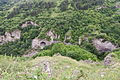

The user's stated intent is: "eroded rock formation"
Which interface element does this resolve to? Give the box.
[32,30,61,49]
[47,30,58,42]
[32,38,52,49]
[92,39,116,52]
[21,21,38,28]
[0,30,21,45]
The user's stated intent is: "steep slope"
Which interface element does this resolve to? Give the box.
[0,0,120,59]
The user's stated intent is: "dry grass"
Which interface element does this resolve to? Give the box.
[0,55,120,80]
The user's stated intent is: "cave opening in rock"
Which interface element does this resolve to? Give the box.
[27,21,32,25]
[40,42,46,46]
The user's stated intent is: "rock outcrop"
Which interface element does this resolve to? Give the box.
[32,38,52,49]
[21,21,38,28]
[47,30,58,42]
[92,39,116,53]
[32,30,61,49]
[0,30,21,45]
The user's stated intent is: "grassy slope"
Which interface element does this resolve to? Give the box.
[0,55,120,80]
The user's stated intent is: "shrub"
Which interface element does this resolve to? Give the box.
[33,50,52,58]
[33,43,97,61]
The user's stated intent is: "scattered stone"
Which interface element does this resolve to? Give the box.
[78,38,82,45]
[42,61,52,77]
[72,70,86,80]
[83,60,94,64]
[23,50,38,57]
[100,72,106,78]
[104,54,115,66]
[53,53,61,56]
[72,70,80,77]
[96,6,107,10]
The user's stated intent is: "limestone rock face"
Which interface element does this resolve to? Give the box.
[47,30,58,42]
[92,39,116,52]
[32,38,52,49]
[0,30,21,45]
[21,21,38,28]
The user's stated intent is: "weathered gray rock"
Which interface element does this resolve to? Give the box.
[23,50,38,57]
[92,39,116,52]
[116,2,120,8]
[32,38,52,49]
[21,21,38,28]
[104,54,115,66]
[96,6,107,10]
[78,38,82,45]
[0,30,21,45]
[47,30,58,42]
[53,53,61,56]
[42,61,52,77]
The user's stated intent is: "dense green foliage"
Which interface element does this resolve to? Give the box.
[33,43,98,61]
[1,0,120,79]
[0,0,120,60]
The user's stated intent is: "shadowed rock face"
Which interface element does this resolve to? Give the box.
[92,39,116,53]
[0,30,21,45]
[21,21,38,28]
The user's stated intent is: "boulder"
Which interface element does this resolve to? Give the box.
[92,39,116,53]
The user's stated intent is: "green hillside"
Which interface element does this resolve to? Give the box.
[0,0,120,59]
[0,0,120,79]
